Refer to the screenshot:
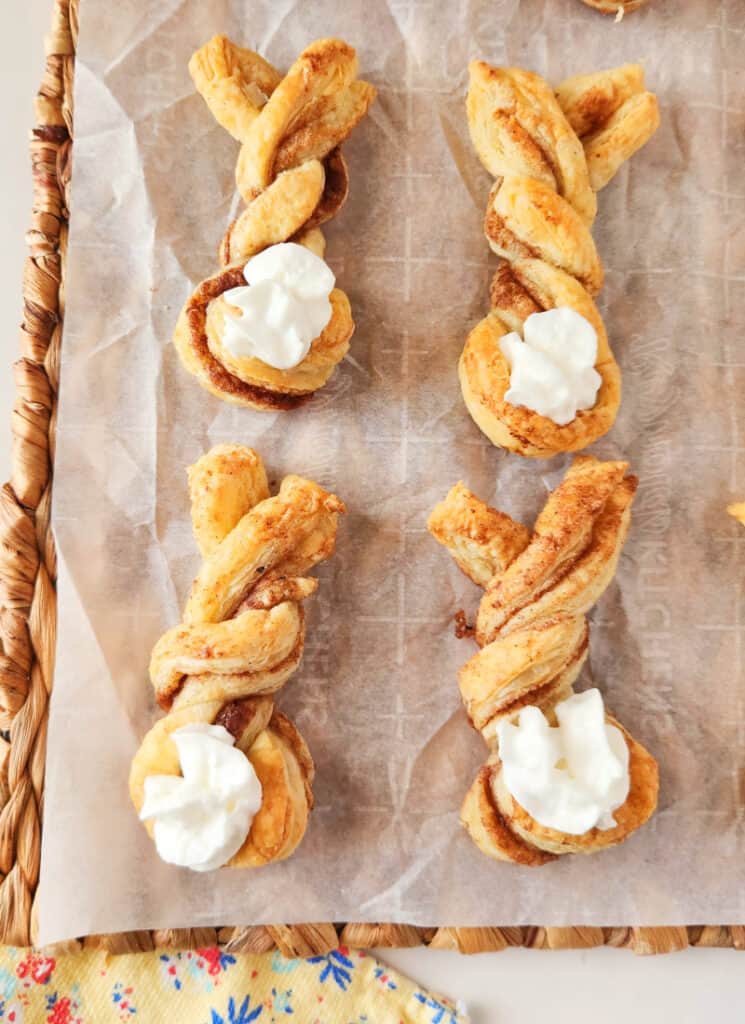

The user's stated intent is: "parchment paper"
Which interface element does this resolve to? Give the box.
[37,0,745,944]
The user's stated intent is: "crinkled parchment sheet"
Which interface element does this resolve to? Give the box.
[38,0,745,943]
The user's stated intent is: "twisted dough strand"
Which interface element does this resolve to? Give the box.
[174,37,375,410]
[428,456,658,863]
[461,62,659,457]
[130,444,345,867]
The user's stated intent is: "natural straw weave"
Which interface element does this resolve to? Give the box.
[0,0,740,956]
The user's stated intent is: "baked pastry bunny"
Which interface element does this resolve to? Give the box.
[174,37,375,410]
[462,62,659,457]
[130,445,344,870]
[428,456,658,863]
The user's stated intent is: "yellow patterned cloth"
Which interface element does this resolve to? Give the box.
[0,945,468,1023]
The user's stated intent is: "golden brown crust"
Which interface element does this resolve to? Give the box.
[219,160,326,267]
[268,710,315,810]
[218,149,350,267]
[582,91,660,192]
[476,456,630,644]
[460,759,557,866]
[173,261,355,411]
[176,37,375,410]
[174,267,311,411]
[188,35,282,143]
[557,64,645,138]
[234,39,374,197]
[556,64,659,191]
[426,482,530,588]
[153,603,306,711]
[188,444,270,558]
[207,287,354,398]
[464,714,659,862]
[459,261,621,458]
[495,474,637,639]
[485,177,603,295]
[130,445,344,869]
[184,474,344,626]
[215,696,274,749]
[231,712,315,867]
[301,148,350,230]
[467,62,597,225]
[430,456,658,863]
[459,614,588,735]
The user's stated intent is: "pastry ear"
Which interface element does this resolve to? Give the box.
[556,64,660,191]
[466,61,597,225]
[189,35,281,143]
[427,482,530,588]
[236,38,365,194]
[556,64,646,138]
[475,456,631,644]
[187,444,269,558]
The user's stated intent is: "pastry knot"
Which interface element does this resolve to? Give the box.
[461,61,659,457]
[174,37,375,410]
[130,444,345,867]
[428,456,658,863]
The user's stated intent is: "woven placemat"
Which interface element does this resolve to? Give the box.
[0,0,740,957]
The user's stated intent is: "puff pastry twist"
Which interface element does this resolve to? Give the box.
[461,63,659,457]
[428,455,658,863]
[130,444,345,867]
[174,37,376,411]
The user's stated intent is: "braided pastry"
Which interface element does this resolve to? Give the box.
[174,36,375,411]
[461,62,659,457]
[428,456,658,864]
[129,444,345,870]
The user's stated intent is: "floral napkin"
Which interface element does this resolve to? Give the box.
[0,945,468,1024]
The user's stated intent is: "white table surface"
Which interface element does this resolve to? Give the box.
[5,3,745,1021]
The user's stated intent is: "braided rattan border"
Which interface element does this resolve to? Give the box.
[0,0,740,957]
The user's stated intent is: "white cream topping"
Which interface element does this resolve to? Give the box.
[139,723,262,872]
[499,307,602,426]
[221,242,335,370]
[495,689,630,835]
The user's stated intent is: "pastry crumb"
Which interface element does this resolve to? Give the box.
[727,502,745,526]
[454,610,475,639]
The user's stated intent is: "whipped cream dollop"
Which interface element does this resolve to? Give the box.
[139,723,262,872]
[221,242,335,370]
[495,689,630,835]
[499,307,601,425]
